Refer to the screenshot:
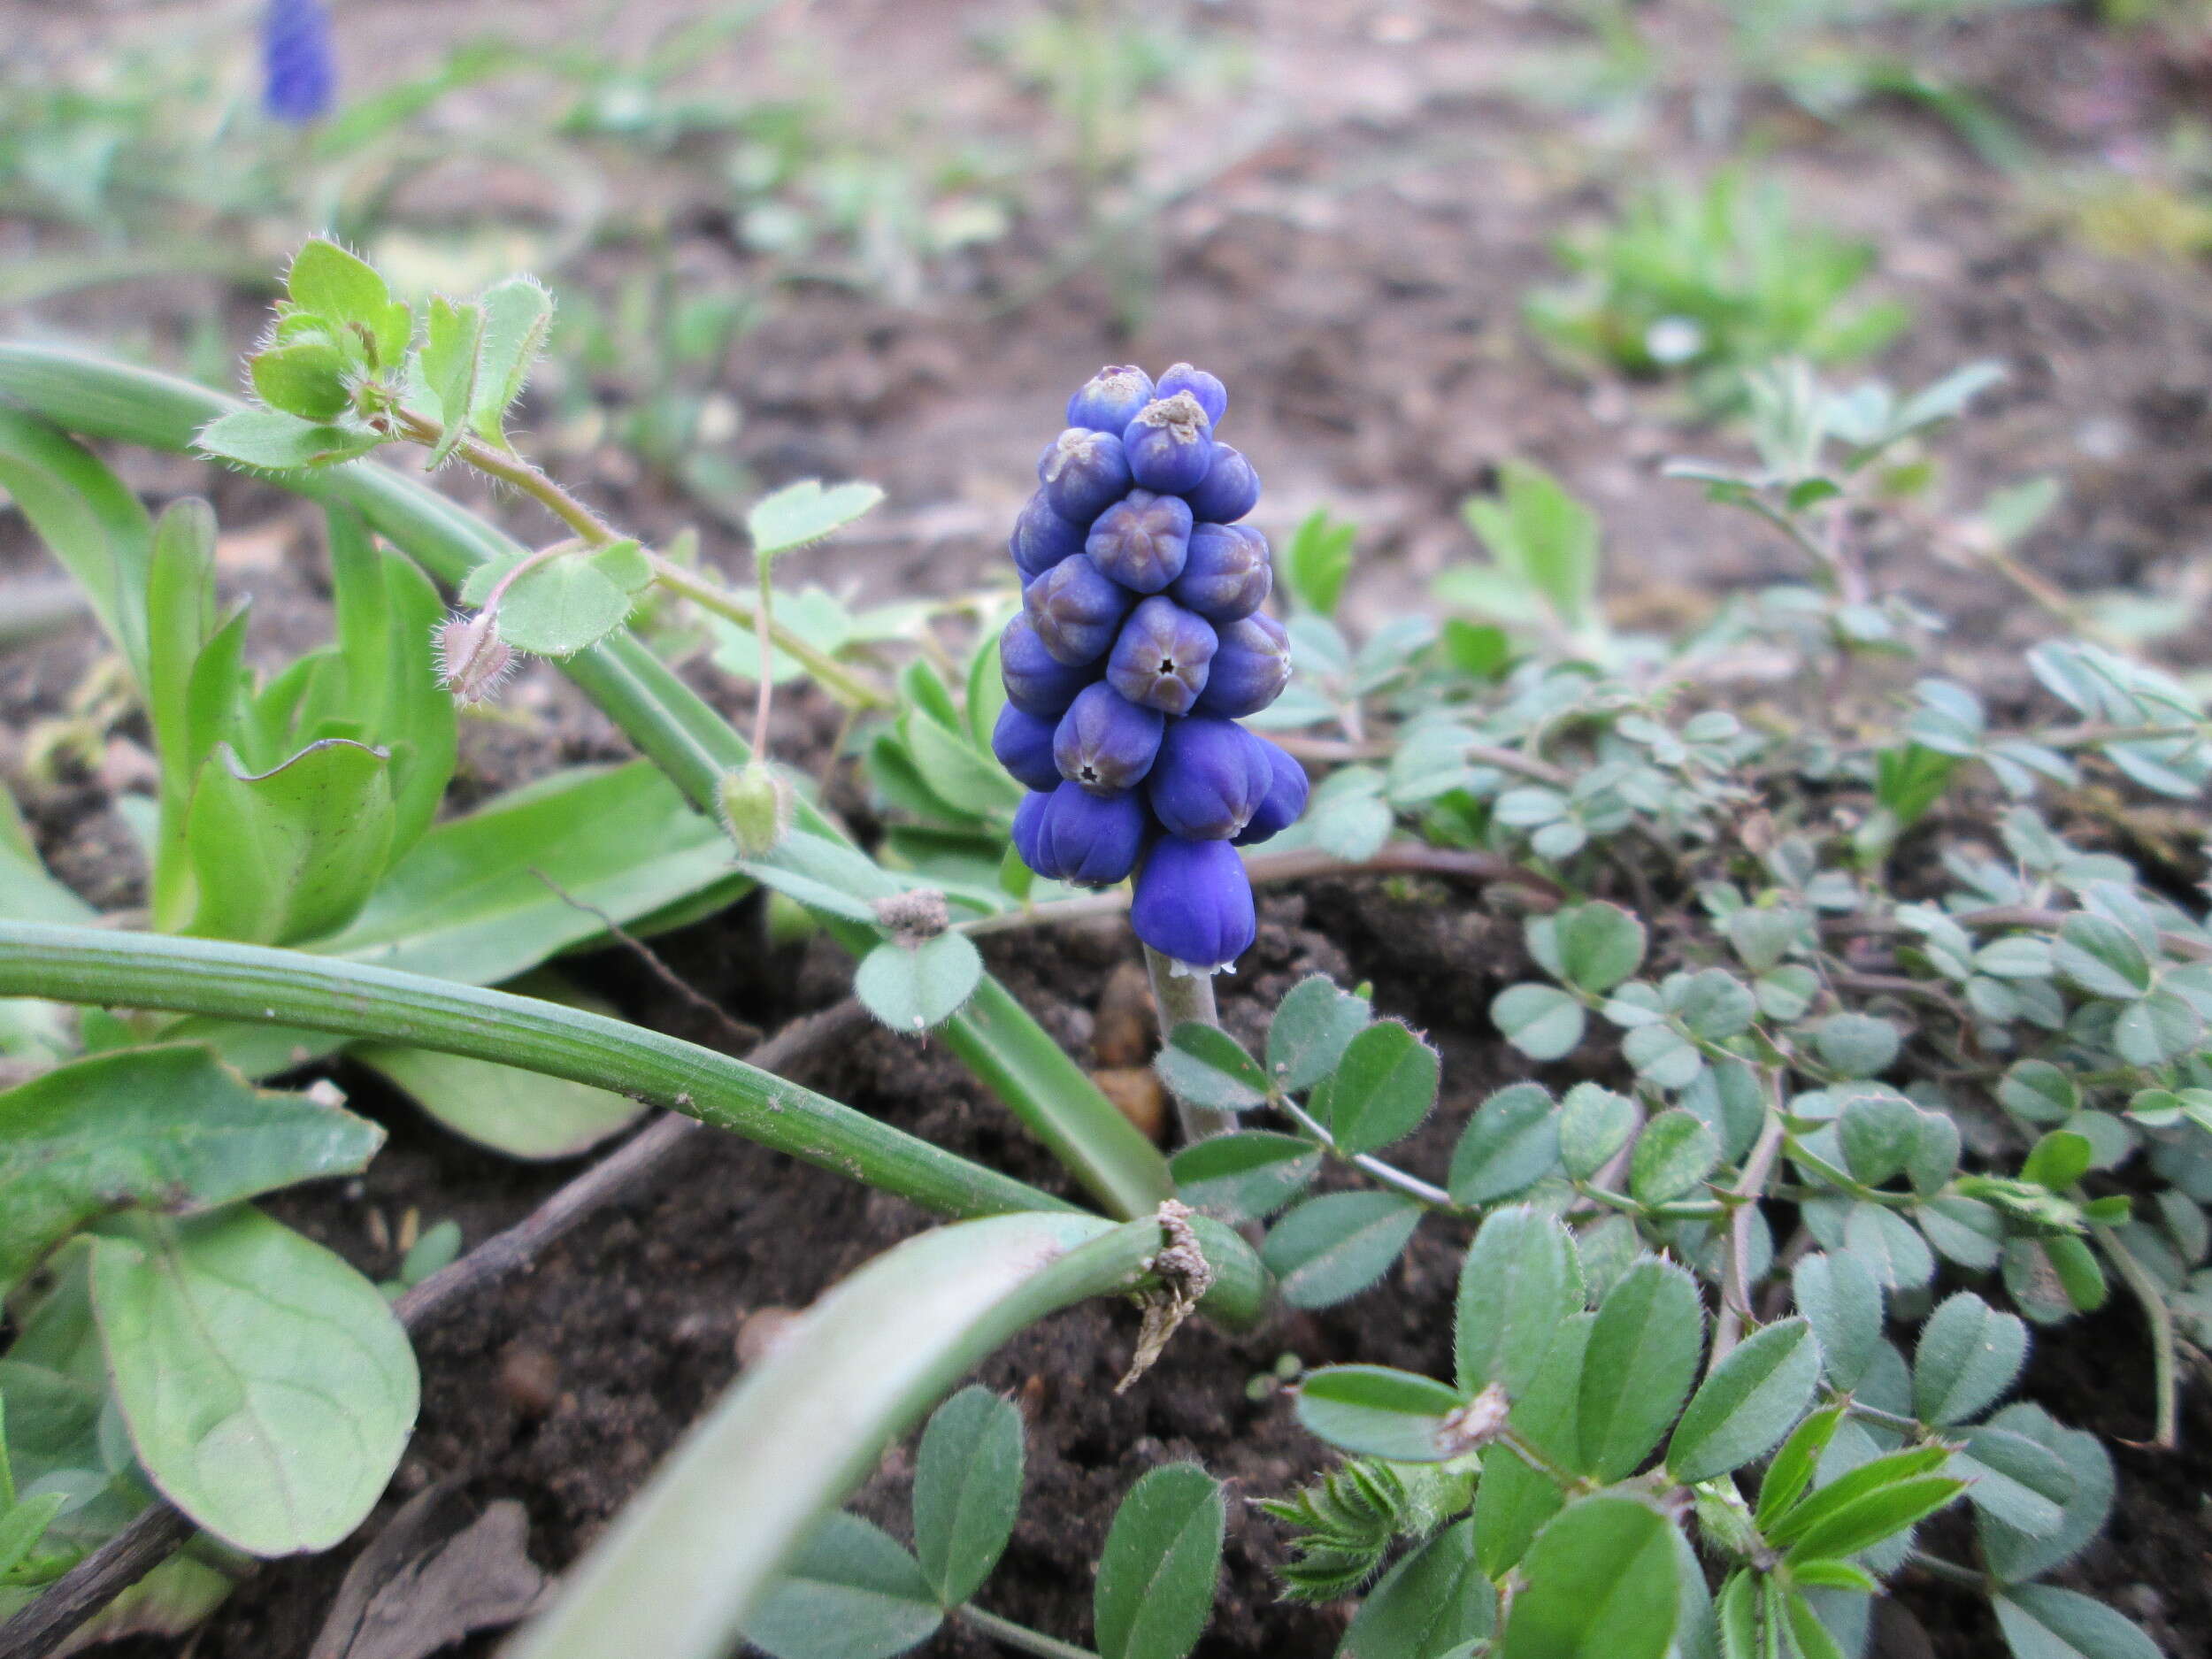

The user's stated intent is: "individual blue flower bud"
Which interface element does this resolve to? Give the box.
[1156,363,1227,426]
[1012,781,1147,887]
[1148,718,1271,841]
[1107,596,1217,715]
[1085,489,1193,594]
[1010,489,1088,581]
[1122,393,1216,495]
[1182,443,1260,524]
[1132,837,1256,971]
[1233,738,1310,846]
[1025,554,1133,665]
[992,703,1064,793]
[1191,610,1291,718]
[1053,683,1164,795]
[1167,522,1271,622]
[1067,365,1156,435]
[1037,428,1133,525]
[263,0,336,124]
[1001,612,1098,717]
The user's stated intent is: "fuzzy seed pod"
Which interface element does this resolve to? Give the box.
[1122,393,1216,495]
[1037,428,1135,525]
[1067,365,1156,435]
[1168,523,1271,623]
[1191,610,1291,718]
[1085,490,1194,595]
[1010,489,1089,581]
[1025,553,1133,666]
[991,703,1064,793]
[1183,443,1260,525]
[1132,837,1256,972]
[717,762,794,858]
[1000,612,1099,718]
[1012,782,1148,887]
[1147,717,1271,841]
[1156,362,1227,427]
[1233,737,1310,846]
[1107,596,1217,716]
[1054,683,1164,795]
[434,611,515,707]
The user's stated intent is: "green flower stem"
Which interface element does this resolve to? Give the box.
[1144,944,1237,1144]
[0,919,1061,1223]
[955,1606,1102,1659]
[0,344,1174,1223]
[504,1210,1264,1659]
[2091,1219,2178,1450]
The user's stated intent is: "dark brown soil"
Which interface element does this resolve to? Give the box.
[6,1,2212,1656]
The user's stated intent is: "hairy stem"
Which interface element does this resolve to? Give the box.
[1144,944,1236,1143]
[1711,1071,1788,1371]
[2091,1219,2178,1449]
[646,553,892,711]
[956,1606,1102,1659]
[1277,1098,1457,1210]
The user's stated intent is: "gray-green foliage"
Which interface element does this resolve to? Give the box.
[1223,359,2188,1659]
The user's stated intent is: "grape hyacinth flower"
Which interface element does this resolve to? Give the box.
[995,361,1303,972]
[262,0,336,125]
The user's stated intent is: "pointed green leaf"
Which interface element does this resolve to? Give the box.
[418,296,484,468]
[0,1046,381,1291]
[1455,1205,1584,1396]
[470,275,555,444]
[1448,1083,1562,1206]
[1667,1318,1820,1483]
[1094,1463,1224,1659]
[1953,1424,2075,1538]
[1341,1519,1494,1659]
[1575,1258,1703,1480]
[1169,1132,1320,1223]
[1155,1023,1271,1114]
[1992,1585,2159,1659]
[912,1386,1024,1607]
[196,408,381,471]
[745,1512,941,1659]
[1755,1403,1848,1531]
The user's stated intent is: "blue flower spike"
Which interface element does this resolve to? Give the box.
[996,362,1302,972]
[263,0,337,124]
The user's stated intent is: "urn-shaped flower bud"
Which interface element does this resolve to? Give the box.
[991,703,1064,793]
[1053,683,1164,795]
[1191,610,1291,718]
[1012,782,1147,887]
[1106,596,1217,716]
[1067,365,1156,435]
[1132,837,1256,972]
[1233,737,1310,846]
[1147,717,1271,840]
[1010,489,1088,581]
[1122,393,1216,495]
[1167,523,1271,622]
[1001,612,1098,717]
[1025,553,1133,666]
[1037,428,1134,525]
[1155,362,1228,427]
[1182,443,1260,525]
[1085,489,1193,594]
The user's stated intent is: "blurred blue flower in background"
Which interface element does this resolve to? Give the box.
[262,0,336,124]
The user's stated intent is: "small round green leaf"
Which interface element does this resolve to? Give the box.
[1154,1023,1271,1114]
[1813,1014,1900,1080]
[1665,1317,1821,1483]
[1094,1463,1225,1659]
[1791,1251,1883,1391]
[912,1386,1024,1608]
[854,933,983,1033]
[1628,1109,1720,1206]
[1265,976,1371,1094]
[495,555,636,657]
[1169,1132,1320,1223]
[1448,1083,1562,1206]
[1492,984,1586,1062]
[1557,1084,1639,1182]
[749,480,886,558]
[1843,1202,1934,1291]
[1836,1088,1921,1186]
[1551,902,1647,994]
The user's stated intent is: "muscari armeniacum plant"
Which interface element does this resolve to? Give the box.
[261,0,336,125]
[995,363,1309,977]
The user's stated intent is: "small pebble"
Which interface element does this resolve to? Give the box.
[1092,959,1156,1067]
[735,1306,806,1368]
[1091,1065,1166,1141]
[498,1346,562,1417]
